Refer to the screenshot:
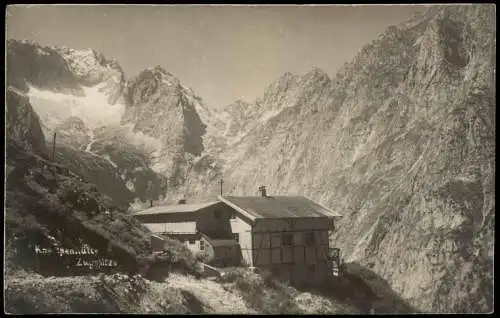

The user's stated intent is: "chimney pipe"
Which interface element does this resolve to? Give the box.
[258,186,267,197]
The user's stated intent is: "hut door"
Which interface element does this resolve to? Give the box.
[253,232,270,267]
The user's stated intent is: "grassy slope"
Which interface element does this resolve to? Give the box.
[5,139,200,277]
[5,273,200,314]
[52,144,135,209]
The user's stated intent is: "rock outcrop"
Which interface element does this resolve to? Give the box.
[6,88,49,159]
[122,66,207,176]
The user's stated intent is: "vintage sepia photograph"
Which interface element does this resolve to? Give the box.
[4,4,495,314]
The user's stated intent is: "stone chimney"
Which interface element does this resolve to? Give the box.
[258,186,267,197]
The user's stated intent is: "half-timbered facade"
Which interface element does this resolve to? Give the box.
[218,190,342,286]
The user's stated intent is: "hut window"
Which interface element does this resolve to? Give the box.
[233,233,239,243]
[200,240,205,251]
[304,232,316,246]
[188,239,195,245]
[281,233,294,246]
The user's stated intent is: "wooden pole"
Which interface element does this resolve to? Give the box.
[219,179,223,196]
[28,110,32,128]
[147,181,153,207]
[52,132,57,162]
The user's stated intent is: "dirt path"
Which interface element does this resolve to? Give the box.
[165,273,254,314]
[6,275,95,287]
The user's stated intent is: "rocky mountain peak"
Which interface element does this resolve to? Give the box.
[298,67,332,91]
[223,99,252,115]
[125,67,183,107]
[7,40,127,105]
[54,46,126,93]
[280,71,298,80]
[149,65,168,74]
[303,67,330,80]
[120,66,208,177]
[264,72,299,96]
[256,72,300,112]
[146,65,180,86]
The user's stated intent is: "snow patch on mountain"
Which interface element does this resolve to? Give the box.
[79,129,119,168]
[85,130,97,152]
[102,153,118,168]
[27,84,126,131]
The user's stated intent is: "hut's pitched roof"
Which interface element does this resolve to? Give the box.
[133,201,220,216]
[218,195,341,221]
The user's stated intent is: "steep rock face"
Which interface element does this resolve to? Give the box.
[219,72,305,145]
[218,69,332,150]
[6,40,81,94]
[210,5,494,313]
[220,100,254,137]
[123,66,206,156]
[54,46,126,104]
[121,66,210,188]
[6,88,49,159]
[213,68,333,175]
[54,116,92,150]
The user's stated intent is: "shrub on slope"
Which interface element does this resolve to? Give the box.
[5,139,200,278]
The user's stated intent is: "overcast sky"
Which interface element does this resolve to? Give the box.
[7,5,429,109]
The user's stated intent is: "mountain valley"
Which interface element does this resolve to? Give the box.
[5,4,495,314]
